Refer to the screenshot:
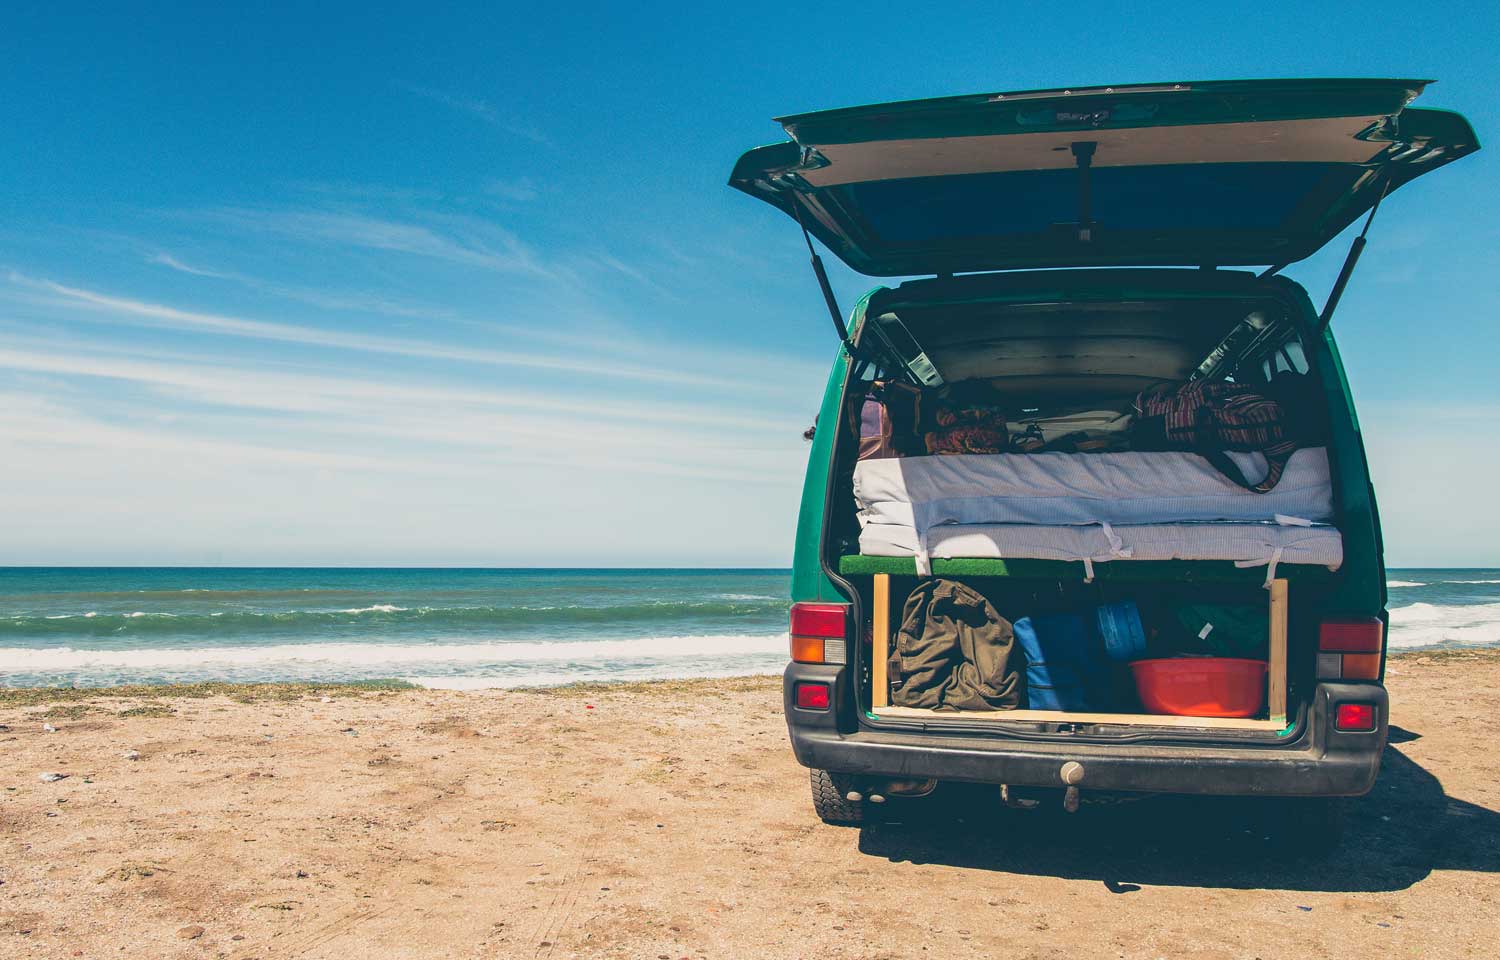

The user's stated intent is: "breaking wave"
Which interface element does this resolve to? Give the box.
[0,633,789,671]
[0,597,786,638]
[1387,601,1500,649]
[0,634,790,687]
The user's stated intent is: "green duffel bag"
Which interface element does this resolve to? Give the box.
[1174,604,1269,659]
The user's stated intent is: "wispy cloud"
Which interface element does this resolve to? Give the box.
[483,177,541,203]
[4,273,815,398]
[397,83,551,145]
[0,344,801,483]
[148,252,231,278]
[189,207,552,277]
[596,253,651,285]
[147,250,461,322]
[0,340,801,432]
[578,250,687,304]
[286,180,447,204]
[0,391,412,474]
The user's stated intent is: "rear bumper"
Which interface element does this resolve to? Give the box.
[785,666,1387,798]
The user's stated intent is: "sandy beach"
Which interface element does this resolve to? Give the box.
[3,651,1498,960]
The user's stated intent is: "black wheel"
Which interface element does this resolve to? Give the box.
[810,769,864,826]
[1269,797,1347,857]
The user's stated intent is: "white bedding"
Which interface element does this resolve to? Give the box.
[855,447,1335,528]
[853,447,1342,576]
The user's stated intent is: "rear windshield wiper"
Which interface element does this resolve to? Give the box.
[867,313,945,388]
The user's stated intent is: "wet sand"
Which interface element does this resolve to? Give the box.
[2,651,1498,959]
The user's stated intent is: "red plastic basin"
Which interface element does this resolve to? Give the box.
[1129,657,1268,718]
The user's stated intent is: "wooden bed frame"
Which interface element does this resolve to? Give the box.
[869,573,1289,732]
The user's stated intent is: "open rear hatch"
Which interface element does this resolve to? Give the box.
[730,78,1477,275]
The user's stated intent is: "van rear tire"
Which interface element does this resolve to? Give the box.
[810,769,864,826]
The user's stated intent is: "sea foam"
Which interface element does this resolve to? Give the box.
[0,633,789,672]
[406,663,779,690]
[1387,601,1500,648]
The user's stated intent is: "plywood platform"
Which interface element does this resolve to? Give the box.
[873,705,1287,731]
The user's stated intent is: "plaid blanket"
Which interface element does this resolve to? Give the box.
[924,404,1008,455]
[1132,381,1297,493]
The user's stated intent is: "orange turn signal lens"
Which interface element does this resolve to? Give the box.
[790,635,826,664]
[1340,653,1382,680]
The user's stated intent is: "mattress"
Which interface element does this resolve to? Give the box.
[853,447,1342,577]
[855,447,1335,529]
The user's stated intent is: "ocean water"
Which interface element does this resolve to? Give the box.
[1,567,1496,689]
[0,568,791,689]
[1382,568,1500,649]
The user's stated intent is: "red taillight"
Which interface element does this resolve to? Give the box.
[1335,702,1377,732]
[1319,618,1384,653]
[789,603,848,665]
[1318,618,1385,680]
[794,682,831,710]
[791,603,847,638]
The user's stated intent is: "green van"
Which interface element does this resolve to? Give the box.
[729,79,1478,835]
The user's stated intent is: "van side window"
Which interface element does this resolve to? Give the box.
[1279,340,1310,374]
[1260,339,1310,380]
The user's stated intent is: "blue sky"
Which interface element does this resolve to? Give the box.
[1,1,1496,566]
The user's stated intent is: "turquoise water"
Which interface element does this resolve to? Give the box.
[1,567,1496,688]
[0,568,790,688]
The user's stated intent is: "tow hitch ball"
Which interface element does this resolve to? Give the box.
[1000,762,1086,813]
[1061,761,1085,813]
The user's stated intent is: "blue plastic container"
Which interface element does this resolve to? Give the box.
[1096,600,1148,663]
[1013,614,1097,711]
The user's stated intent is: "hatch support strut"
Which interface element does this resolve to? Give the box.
[1317,174,1392,333]
[791,201,855,353]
